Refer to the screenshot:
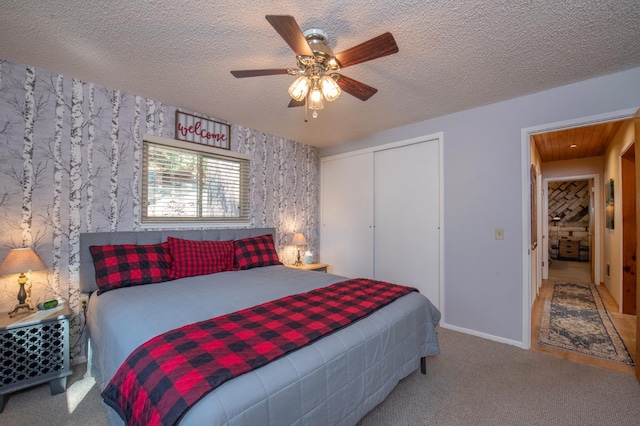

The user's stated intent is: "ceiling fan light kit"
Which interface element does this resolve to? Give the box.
[231,15,399,120]
[319,75,341,101]
[308,84,324,110]
[288,75,310,101]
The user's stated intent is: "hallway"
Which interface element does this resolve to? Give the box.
[531,260,636,375]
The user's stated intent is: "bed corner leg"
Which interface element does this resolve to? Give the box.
[420,357,427,374]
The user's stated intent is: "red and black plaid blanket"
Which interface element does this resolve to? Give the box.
[101,278,416,426]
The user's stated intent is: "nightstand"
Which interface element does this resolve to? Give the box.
[286,263,329,273]
[0,304,72,412]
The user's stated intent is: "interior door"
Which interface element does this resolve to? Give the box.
[373,140,440,308]
[634,108,640,383]
[589,178,595,283]
[321,154,374,278]
[621,144,636,314]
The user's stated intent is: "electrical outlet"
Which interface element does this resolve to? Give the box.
[79,295,89,311]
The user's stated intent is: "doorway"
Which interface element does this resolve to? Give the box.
[546,179,592,276]
[532,164,635,375]
[521,109,638,376]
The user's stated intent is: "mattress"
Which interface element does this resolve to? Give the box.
[87,265,441,425]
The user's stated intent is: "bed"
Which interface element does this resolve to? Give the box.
[80,228,441,425]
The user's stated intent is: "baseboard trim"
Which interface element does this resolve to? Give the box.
[439,322,526,349]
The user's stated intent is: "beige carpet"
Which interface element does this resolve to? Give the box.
[2,328,640,425]
[359,328,640,425]
[1,363,107,426]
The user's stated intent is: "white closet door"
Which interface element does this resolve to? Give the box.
[374,140,440,308]
[321,154,374,278]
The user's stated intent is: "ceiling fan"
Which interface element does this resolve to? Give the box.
[231,15,399,119]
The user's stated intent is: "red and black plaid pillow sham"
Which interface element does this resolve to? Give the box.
[167,236,235,279]
[90,235,281,293]
[234,234,282,270]
[89,243,172,294]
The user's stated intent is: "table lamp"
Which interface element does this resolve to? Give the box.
[290,233,307,266]
[0,247,47,317]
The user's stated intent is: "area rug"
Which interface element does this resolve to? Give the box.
[539,282,634,365]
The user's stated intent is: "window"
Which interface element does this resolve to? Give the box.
[142,136,249,223]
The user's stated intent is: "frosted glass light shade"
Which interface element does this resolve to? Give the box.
[320,76,341,101]
[308,87,324,110]
[288,76,310,102]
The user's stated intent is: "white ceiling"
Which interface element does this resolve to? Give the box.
[1,1,639,148]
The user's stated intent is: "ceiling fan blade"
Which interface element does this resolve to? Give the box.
[230,69,290,78]
[288,98,305,108]
[335,32,399,68]
[265,15,314,57]
[336,74,378,101]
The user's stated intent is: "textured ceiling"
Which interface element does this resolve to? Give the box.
[1,1,640,148]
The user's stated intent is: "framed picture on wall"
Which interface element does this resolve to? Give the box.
[605,178,614,229]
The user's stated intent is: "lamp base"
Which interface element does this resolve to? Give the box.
[8,303,32,318]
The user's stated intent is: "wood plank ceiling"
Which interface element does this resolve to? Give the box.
[533,120,624,163]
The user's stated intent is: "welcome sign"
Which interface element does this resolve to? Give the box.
[175,111,230,149]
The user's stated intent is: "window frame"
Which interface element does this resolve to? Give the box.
[140,134,250,227]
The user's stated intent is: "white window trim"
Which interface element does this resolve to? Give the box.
[140,134,250,227]
[144,134,249,160]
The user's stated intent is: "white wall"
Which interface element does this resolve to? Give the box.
[320,66,640,345]
[543,157,604,179]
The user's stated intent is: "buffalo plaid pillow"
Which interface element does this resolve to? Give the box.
[167,237,235,279]
[89,243,172,294]
[234,234,282,270]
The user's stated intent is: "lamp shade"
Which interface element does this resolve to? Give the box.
[291,233,307,246]
[0,248,47,275]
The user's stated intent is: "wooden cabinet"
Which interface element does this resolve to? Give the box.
[0,305,72,412]
[559,239,580,260]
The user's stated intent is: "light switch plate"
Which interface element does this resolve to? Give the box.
[495,227,504,240]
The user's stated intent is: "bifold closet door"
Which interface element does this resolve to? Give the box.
[321,154,374,278]
[374,140,440,308]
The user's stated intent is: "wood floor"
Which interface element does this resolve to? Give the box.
[531,260,636,375]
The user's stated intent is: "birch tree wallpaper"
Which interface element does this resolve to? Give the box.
[0,59,320,360]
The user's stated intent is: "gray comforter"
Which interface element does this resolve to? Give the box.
[87,265,440,425]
